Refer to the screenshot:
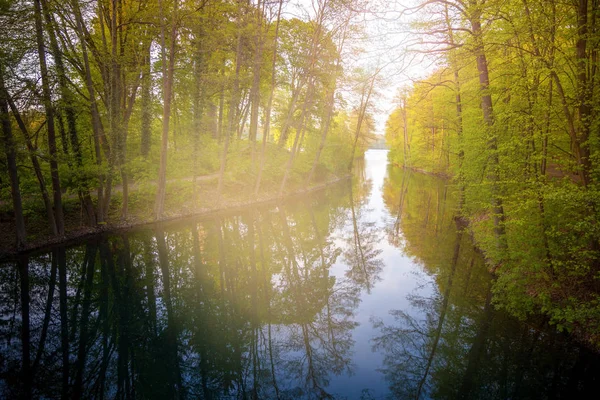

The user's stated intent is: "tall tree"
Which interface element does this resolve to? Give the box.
[348,71,376,172]
[40,0,97,225]
[70,0,107,223]
[254,0,283,195]
[155,0,180,218]
[216,1,245,203]
[0,66,26,248]
[33,0,64,234]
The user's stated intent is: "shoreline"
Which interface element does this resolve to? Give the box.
[0,175,351,261]
[393,163,600,351]
[391,162,453,179]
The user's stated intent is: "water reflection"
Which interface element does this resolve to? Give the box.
[0,177,376,399]
[344,177,384,294]
[1,152,599,399]
[376,166,600,399]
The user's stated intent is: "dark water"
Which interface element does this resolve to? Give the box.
[1,150,599,399]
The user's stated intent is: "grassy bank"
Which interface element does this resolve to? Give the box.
[0,139,358,257]
[0,170,350,258]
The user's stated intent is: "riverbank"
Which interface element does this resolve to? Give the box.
[7,149,600,398]
[390,162,600,350]
[391,162,452,179]
[0,173,350,259]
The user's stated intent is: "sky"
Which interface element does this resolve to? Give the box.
[282,0,433,135]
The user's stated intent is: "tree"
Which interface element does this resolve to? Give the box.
[155,0,180,218]
[33,0,64,234]
[385,0,600,338]
[0,65,26,248]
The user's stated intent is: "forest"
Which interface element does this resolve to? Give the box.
[2,0,600,380]
[0,0,376,253]
[385,0,600,343]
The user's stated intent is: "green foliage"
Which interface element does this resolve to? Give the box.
[384,0,600,342]
[0,0,375,252]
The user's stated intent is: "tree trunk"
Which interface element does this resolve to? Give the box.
[155,0,179,218]
[106,0,125,220]
[401,97,410,167]
[248,0,263,145]
[348,75,376,172]
[574,0,593,187]
[306,13,350,185]
[279,2,330,193]
[236,91,251,139]
[192,18,207,204]
[141,44,152,159]
[71,0,106,222]
[254,0,283,195]
[217,74,225,142]
[278,80,314,196]
[217,14,243,203]
[120,73,141,221]
[41,0,96,226]
[306,82,335,186]
[33,0,64,235]
[470,9,507,252]
[0,71,26,248]
[3,82,57,234]
[276,81,304,147]
[444,3,464,207]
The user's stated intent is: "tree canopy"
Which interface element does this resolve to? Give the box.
[385,0,600,342]
[0,0,378,252]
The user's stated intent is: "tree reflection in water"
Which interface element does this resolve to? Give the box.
[0,178,382,399]
[3,158,598,400]
[375,167,600,400]
[343,178,384,294]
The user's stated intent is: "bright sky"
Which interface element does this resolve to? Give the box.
[283,0,432,135]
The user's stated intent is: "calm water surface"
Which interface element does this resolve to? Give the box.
[1,150,599,399]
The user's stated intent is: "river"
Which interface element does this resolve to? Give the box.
[1,150,598,399]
